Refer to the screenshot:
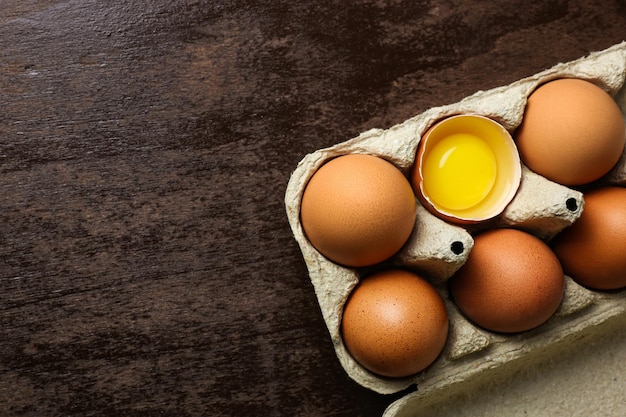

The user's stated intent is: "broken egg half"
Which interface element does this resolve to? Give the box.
[412,115,522,224]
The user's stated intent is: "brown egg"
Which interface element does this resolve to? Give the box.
[449,228,564,333]
[341,269,448,378]
[300,154,416,267]
[552,187,626,290]
[515,78,625,186]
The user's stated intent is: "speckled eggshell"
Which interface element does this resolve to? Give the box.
[449,228,564,333]
[341,269,449,378]
[552,187,626,290]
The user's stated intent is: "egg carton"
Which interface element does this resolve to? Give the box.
[284,42,626,416]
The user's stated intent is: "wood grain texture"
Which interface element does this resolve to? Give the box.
[0,1,624,416]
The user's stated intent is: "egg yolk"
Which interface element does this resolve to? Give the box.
[422,133,497,211]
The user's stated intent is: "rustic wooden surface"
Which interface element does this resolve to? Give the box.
[0,1,624,416]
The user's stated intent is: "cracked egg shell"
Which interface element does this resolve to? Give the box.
[413,114,522,224]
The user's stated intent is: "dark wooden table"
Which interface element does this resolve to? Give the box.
[1,1,624,416]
